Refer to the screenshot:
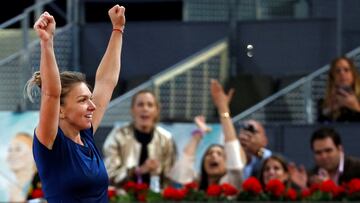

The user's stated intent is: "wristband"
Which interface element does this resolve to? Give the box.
[113,28,124,34]
[191,129,204,137]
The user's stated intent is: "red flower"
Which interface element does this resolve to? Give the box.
[348,178,360,195]
[206,184,222,197]
[123,181,137,192]
[221,183,238,196]
[107,187,117,199]
[301,188,311,199]
[162,186,187,201]
[286,188,298,200]
[265,179,286,197]
[335,185,346,198]
[184,181,198,191]
[242,177,263,194]
[320,180,338,197]
[31,188,44,199]
[163,187,176,199]
[137,193,147,202]
[135,182,149,192]
[177,188,188,200]
[309,182,320,193]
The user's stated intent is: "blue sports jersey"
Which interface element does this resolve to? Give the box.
[33,127,109,203]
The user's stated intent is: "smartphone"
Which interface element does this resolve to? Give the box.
[337,85,353,94]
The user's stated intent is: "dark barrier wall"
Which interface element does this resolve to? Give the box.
[81,19,337,83]
[236,19,337,77]
[311,0,360,53]
[80,22,228,80]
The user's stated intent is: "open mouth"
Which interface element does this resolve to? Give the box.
[140,115,151,121]
[209,162,219,168]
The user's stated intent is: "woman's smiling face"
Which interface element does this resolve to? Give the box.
[262,158,288,185]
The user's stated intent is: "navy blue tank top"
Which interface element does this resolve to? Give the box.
[33,127,109,203]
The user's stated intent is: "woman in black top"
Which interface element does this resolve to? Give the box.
[318,56,360,122]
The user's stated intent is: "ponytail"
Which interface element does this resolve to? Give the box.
[24,71,42,103]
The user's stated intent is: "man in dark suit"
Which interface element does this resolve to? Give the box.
[308,127,360,184]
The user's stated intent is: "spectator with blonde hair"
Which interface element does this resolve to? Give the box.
[103,90,176,191]
[6,132,36,202]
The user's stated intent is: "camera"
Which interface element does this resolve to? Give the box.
[239,123,257,133]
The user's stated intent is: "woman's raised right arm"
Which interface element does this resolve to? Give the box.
[34,12,61,149]
[210,79,247,165]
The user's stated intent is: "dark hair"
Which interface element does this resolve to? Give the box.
[25,71,90,105]
[199,144,225,190]
[258,154,289,187]
[310,127,342,150]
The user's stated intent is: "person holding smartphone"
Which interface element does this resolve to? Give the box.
[238,119,272,180]
[318,56,360,122]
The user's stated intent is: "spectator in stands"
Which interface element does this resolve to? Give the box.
[103,90,176,190]
[238,119,272,180]
[289,127,360,187]
[208,79,272,180]
[259,154,303,190]
[318,56,360,122]
[309,127,360,184]
[6,132,36,202]
[25,5,125,202]
[169,79,246,190]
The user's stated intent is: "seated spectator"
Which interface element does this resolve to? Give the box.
[318,56,360,122]
[238,119,272,179]
[259,154,303,190]
[309,127,360,184]
[169,79,246,190]
[212,79,272,179]
[103,90,176,190]
[289,127,360,187]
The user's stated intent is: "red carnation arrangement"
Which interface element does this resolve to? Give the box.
[107,178,360,202]
[163,186,187,201]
